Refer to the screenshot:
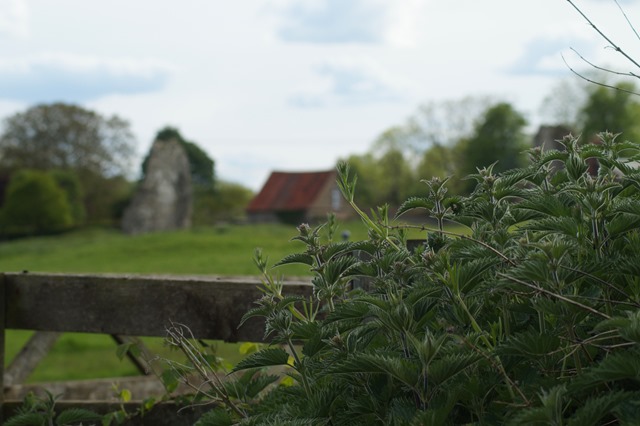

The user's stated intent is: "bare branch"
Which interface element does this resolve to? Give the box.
[614,0,640,43]
[566,0,640,70]
[569,47,639,79]
[561,54,640,96]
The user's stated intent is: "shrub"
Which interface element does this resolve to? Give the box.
[184,133,640,424]
[0,169,73,236]
[50,169,86,225]
[192,181,254,225]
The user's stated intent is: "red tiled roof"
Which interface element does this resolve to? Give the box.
[247,170,335,212]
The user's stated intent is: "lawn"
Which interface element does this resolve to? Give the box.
[3,220,433,383]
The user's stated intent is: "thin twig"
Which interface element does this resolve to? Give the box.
[559,264,638,305]
[497,273,610,319]
[562,54,640,96]
[166,323,247,418]
[614,0,640,43]
[386,222,516,266]
[566,0,640,70]
[569,47,639,79]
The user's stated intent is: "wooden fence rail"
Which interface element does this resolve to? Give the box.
[0,272,313,424]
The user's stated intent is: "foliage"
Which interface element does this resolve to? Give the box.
[194,132,640,424]
[579,81,640,144]
[50,169,86,225]
[0,103,135,177]
[342,100,529,200]
[0,170,73,236]
[458,102,528,191]
[5,391,102,426]
[192,180,254,225]
[0,103,137,225]
[147,126,215,188]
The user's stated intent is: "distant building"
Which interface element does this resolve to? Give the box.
[533,125,574,152]
[246,170,352,224]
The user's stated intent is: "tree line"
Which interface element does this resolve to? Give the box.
[0,74,637,237]
[0,103,252,237]
[341,78,640,210]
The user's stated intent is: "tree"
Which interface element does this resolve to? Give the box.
[376,148,414,206]
[578,81,640,143]
[338,153,381,210]
[149,127,215,188]
[459,102,528,192]
[0,103,135,177]
[192,180,254,225]
[50,169,85,225]
[372,96,493,158]
[0,170,73,236]
[0,103,137,225]
[414,142,467,195]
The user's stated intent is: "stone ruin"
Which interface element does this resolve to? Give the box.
[122,138,192,235]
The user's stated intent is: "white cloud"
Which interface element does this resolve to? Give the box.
[0,0,28,39]
[288,61,403,107]
[384,0,427,48]
[0,53,173,103]
[276,0,387,43]
[507,38,582,76]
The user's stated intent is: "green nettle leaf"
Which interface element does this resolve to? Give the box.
[56,408,103,425]
[4,413,46,426]
[232,348,290,373]
[322,241,363,261]
[501,330,561,358]
[331,354,421,387]
[566,391,637,426]
[569,350,640,392]
[161,369,181,393]
[395,197,435,218]
[596,312,640,344]
[427,353,483,385]
[194,408,235,426]
[274,252,314,267]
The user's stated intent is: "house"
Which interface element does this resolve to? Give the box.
[246,170,352,224]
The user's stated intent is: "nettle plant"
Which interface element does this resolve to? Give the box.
[196,133,640,425]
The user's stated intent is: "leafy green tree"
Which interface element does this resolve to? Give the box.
[459,102,528,192]
[50,170,86,225]
[192,181,254,225]
[376,148,414,206]
[579,81,640,143]
[0,103,135,177]
[414,142,467,195]
[0,103,137,225]
[338,153,381,209]
[0,170,73,235]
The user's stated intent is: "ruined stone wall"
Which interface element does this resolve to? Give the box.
[122,138,192,234]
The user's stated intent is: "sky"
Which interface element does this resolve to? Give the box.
[0,0,639,190]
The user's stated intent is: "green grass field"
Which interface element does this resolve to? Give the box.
[4,220,426,383]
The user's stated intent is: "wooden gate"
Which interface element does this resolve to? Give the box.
[0,272,313,424]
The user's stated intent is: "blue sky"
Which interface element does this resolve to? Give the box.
[0,0,638,189]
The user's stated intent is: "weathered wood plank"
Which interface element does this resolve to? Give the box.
[2,400,211,426]
[5,376,170,401]
[4,273,313,342]
[4,331,60,386]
